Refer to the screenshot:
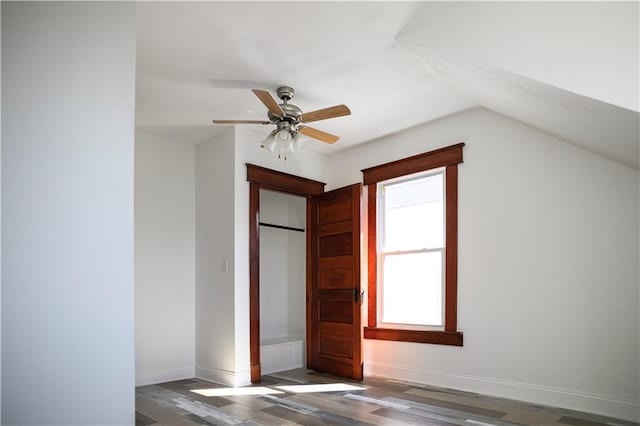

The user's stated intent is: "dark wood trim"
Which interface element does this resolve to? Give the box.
[305,198,314,369]
[363,143,464,347]
[246,163,325,195]
[351,184,363,380]
[246,164,326,384]
[366,184,377,328]
[361,143,464,186]
[364,327,463,346]
[444,164,458,333]
[249,183,261,383]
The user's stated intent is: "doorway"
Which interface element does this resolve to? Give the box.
[259,189,307,375]
[246,164,325,383]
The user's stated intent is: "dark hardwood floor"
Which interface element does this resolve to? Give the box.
[136,369,637,426]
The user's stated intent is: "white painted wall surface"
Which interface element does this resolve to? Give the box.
[286,199,306,340]
[259,190,306,342]
[327,108,640,421]
[1,2,136,424]
[260,191,290,341]
[135,132,195,386]
[195,129,239,385]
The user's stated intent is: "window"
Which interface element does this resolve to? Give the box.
[379,170,445,329]
[362,143,464,346]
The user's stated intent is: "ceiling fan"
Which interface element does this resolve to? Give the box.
[212,86,351,158]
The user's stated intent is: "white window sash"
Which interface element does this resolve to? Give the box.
[377,248,445,329]
[376,169,446,330]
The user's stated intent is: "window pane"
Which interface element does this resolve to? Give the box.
[382,173,443,251]
[382,251,442,326]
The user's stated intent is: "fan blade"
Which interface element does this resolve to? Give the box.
[212,120,270,125]
[299,126,340,144]
[252,89,284,117]
[300,104,351,123]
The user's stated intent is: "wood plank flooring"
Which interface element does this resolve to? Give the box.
[136,369,637,426]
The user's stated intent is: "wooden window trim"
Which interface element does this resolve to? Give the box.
[362,143,465,186]
[362,143,464,346]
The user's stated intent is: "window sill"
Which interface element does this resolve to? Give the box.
[364,327,463,346]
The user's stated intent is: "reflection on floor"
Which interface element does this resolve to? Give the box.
[136,368,637,426]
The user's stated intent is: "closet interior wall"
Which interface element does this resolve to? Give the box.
[259,189,307,374]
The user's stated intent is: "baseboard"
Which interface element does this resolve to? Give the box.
[195,365,251,387]
[365,361,639,423]
[136,366,195,387]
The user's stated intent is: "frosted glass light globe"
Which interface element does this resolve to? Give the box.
[276,129,291,141]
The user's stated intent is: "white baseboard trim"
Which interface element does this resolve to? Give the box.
[365,361,639,423]
[136,366,195,387]
[195,365,251,387]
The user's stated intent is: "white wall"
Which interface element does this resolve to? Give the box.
[260,191,291,341]
[327,108,640,421]
[1,2,136,424]
[195,129,240,385]
[286,195,307,339]
[259,190,306,342]
[135,132,195,386]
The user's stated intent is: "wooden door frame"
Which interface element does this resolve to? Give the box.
[246,164,325,383]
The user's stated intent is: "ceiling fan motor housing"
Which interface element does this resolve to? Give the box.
[273,103,302,120]
[268,86,302,126]
[269,86,303,123]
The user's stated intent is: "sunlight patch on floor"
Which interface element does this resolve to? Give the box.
[191,386,284,397]
[274,383,366,393]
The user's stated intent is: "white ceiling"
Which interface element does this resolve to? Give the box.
[136,1,639,168]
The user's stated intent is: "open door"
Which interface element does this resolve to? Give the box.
[308,183,363,380]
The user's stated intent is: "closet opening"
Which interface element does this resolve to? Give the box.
[246,163,325,383]
[259,189,307,375]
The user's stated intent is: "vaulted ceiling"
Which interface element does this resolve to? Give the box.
[136,2,639,168]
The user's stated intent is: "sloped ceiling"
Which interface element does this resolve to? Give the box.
[136,1,639,168]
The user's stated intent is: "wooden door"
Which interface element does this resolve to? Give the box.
[307,183,363,380]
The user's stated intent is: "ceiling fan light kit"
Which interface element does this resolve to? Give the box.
[260,122,303,161]
[212,86,350,159]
